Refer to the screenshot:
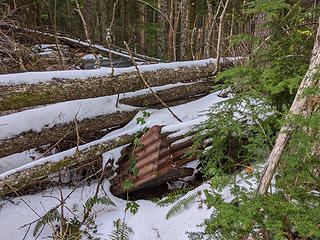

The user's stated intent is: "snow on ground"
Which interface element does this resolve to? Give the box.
[0,180,214,240]
[0,58,217,85]
[0,90,230,240]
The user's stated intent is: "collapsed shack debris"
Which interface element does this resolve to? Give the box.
[110,125,199,198]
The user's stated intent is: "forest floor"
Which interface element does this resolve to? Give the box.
[0,89,259,240]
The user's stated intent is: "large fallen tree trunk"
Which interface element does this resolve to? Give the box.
[0,82,211,158]
[119,81,211,107]
[0,60,222,111]
[0,132,135,197]
[0,124,196,197]
[0,110,138,159]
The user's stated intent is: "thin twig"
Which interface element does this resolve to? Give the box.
[36,126,72,160]
[1,179,41,217]
[124,41,182,122]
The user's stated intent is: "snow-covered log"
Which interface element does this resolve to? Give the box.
[0,59,223,111]
[0,133,135,197]
[0,82,211,158]
[119,81,211,107]
[0,110,138,159]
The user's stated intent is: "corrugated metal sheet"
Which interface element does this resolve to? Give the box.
[110,125,198,196]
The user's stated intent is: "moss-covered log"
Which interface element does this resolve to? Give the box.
[119,81,211,107]
[0,110,138,159]
[0,62,220,111]
[0,133,135,197]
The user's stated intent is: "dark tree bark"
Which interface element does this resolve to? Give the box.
[0,110,139,159]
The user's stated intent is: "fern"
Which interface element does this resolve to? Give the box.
[33,207,60,236]
[153,186,196,207]
[83,196,116,212]
[83,195,116,223]
[166,191,201,219]
[109,219,133,240]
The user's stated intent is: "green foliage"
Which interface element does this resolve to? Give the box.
[123,179,135,191]
[109,219,133,240]
[125,201,140,215]
[215,0,316,111]
[153,186,196,207]
[83,196,116,223]
[128,123,150,178]
[166,191,201,219]
[188,0,320,239]
[190,93,276,179]
[33,194,116,239]
[33,208,60,237]
[136,110,151,125]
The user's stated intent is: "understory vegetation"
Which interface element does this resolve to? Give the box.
[187,1,320,239]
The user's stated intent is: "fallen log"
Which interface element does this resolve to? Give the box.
[0,23,156,62]
[0,81,211,158]
[0,132,135,197]
[119,81,211,107]
[0,110,138,159]
[0,59,221,111]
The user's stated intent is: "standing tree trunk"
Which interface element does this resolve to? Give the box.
[168,0,174,60]
[257,17,320,195]
[158,0,169,60]
[140,4,146,50]
[180,0,188,60]
[172,0,180,61]
[205,0,214,58]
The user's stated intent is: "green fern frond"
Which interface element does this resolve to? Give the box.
[82,195,116,223]
[109,219,133,240]
[154,186,196,207]
[166,191,201,219]
[33,208,60,236]
[83,195,116,214]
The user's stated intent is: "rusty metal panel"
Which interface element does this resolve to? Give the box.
[110,125,198,196]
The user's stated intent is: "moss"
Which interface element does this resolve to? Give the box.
[1,89,54,111]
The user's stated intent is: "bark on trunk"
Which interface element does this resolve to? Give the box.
[119,81,211,107]
[158,0,169,60]
[257,17,320,195]
[0,133,135,197]
[0,110,138,159]
[0,61,221,111]
[180,0,188,60]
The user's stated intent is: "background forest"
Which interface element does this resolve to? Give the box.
[2,0,301,61]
